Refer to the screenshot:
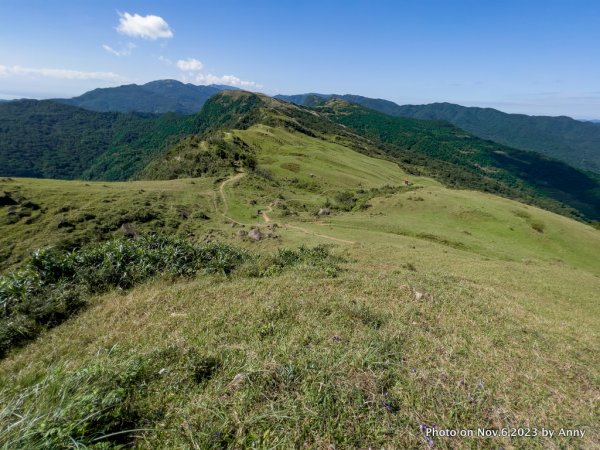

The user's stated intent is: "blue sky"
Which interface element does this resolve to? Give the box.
[1,0,599,118]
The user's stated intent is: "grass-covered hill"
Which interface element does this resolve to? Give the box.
[156,92,600,222]
[0,99,200,180]
[277,93,600,174]
[1,102,599,447]
[314,98,600,221]
[59,79,233,114]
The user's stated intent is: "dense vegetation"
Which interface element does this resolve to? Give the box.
[0,236,248,356]
[59,79,231,114]
[277,93,600,174]
[139,133,257,180]
[0,100,199,180]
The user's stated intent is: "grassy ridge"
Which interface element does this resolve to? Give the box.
[1,235,597,447]
[2,91,599,223]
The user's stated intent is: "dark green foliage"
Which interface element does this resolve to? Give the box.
[0,100,199,180]
[316,100,600,221]
[193,90,265,131]
[334,191,358,211]
[392,102,600,175]
[0,237,344,357]
[139,133,257,180]
[0,236,249,356]
[59,79,229,114]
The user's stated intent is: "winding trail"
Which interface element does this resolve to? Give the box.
[261,205,272,223]
[261,203,356,245]
[216,172,356,245]
[217,172,247,225]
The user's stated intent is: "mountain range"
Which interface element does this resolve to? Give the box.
[58,79,236,114]
[2,90,599,222]
[2,87,600,450]
[3,80,599,175]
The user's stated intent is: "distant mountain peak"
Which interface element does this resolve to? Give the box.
[57,80,240,114]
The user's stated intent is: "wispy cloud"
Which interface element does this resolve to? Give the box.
[175,57,262,89]
[194,73,262,89]
[176,58,203,71]
[102,42,136,57]
[0,64,123,81]
[117,12,173,40]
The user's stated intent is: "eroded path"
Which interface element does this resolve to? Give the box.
[216,172,356,245]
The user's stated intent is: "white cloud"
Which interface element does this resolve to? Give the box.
[176,58,203,71]
[158,55,172,65]
[174,56,262,89]
[0,64,123,81]
[194,73,262,89]
[117,12,173,40]
[102,42,136,57]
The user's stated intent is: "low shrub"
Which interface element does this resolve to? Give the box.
[334,191,357,211]
[530,220,545,233]
[0,236,249,357]
[267,245,344,277]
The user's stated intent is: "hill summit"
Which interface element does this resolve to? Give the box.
[58,80,239,114]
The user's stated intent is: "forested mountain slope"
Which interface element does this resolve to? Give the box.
[0,99,199,180]
[277,93,600,174]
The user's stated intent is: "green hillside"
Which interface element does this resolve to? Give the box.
[314,99,600,221]
[1,103,599,447]
[0,100,199,180]
[3,91,599,223]
[277,93,600,174]
[393,102,600,174]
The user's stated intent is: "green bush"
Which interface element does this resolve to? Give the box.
[530,220,546,233]
[270,245,344,277]
[0,236,249,357]
[334,191,357,211]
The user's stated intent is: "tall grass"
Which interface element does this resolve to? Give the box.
[0,238,343,358]
[0,236,249,357]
